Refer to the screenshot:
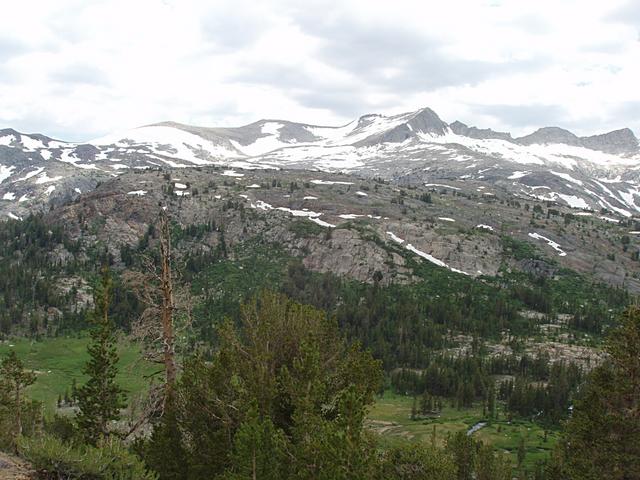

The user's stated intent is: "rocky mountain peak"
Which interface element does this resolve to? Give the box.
[516,127,581,146]
[406,107,448,135]
[581,128,639,155]
[449,121,513,141]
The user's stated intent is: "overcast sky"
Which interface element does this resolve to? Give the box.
[1,0,638,141]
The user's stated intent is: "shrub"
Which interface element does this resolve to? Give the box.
[19,434,157,480]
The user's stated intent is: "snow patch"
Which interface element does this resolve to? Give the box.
[406,243,470,275]
[528,232,566,256]
[557,194,589,209]
[127,190,147,196]
[222,170,244,177]
[20,135,46,151]
[310,217,336,228]
[387,232,470,275]
[508,171,530,180]
[550,170,583,186]
[386,232,404,244]
[310,179,354,185]
[425,183,460,190]
[35,172,63,184]
[0,165,15,184]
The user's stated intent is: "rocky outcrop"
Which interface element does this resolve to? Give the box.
[581,128,639,155]
[449,121,513,141]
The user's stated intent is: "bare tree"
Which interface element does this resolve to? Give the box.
[123,207,192,436]
[158,208,177,397]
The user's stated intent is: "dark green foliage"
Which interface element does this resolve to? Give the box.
[419,192,433,203]
[446,431,476,480]
[498,361,582,425]
[288,218,324,237]
[219,403,288,480]
[0,350,38,451]
[152,291,383,479]
[502,236,541,260]
[558,306,640,479]
[0,214,143,336]
[144,398,188,480]
[43,414,77,444]
[76,267,127,445]
[442,432,511,480]
[0,215,84,336]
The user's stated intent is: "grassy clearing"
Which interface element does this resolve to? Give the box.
[368,391,559,471]
[0,336,153,414]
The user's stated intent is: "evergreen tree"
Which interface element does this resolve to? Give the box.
[76,266,126,445]
[145,397,188,480]
[517,436,526,469]
[0,350,36,452]
[170,291,383,479]
[377,443,456,479]
[446,431,475,480]
[487,382,496,422]
[475,441,511,480]
[560,306,640,479]
[220,402,288,480]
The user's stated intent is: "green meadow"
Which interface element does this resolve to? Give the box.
[1,337,558,472]
[368,390,559,471]
[0,336,154,414]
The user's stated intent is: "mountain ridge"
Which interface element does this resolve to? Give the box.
[1,105,640,223]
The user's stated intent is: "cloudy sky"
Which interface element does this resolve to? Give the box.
[1,0,638,141]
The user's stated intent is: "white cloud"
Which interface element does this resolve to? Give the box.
[0,0,638,140]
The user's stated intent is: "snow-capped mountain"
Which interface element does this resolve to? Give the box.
[1,107,639,220]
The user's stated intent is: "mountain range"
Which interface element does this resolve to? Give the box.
[1,106,639,220]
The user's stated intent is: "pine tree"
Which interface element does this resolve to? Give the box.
[220,402,288,480]
[76,266,126,444]
[0,351,36,452]
[487,382,496,422]
[411,396,418,420]
[446,431,475,480]
[560,306,640,479]
[517,436,526,469]
[145,397,188,480]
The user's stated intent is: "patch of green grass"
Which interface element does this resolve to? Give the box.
[0,336,153,414]
[502,235,542,261]
[288,219,323,238]
[368,391,558,471]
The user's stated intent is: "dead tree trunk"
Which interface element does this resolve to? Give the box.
[159,209,177,402]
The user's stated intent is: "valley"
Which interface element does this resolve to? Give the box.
[1,109,639,479]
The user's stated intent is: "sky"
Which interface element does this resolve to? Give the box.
[0,0,638,142]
